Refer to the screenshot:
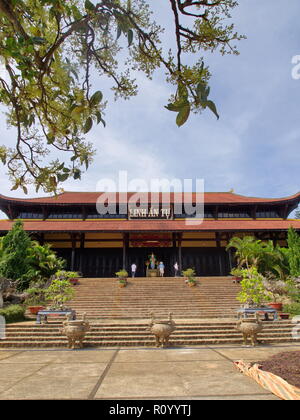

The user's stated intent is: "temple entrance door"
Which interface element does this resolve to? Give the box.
[127,247,175,277]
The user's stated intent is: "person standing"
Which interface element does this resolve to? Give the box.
[174,261,179,277]
[131,263,137,278]
[158,261,165,277]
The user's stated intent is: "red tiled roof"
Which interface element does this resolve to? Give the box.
[0,219,299,232]
[0,191,300,205]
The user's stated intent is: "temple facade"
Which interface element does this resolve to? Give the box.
[0,191,299,277]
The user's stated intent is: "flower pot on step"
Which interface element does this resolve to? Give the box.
[28,306,45,315]
[279,313,290,320]
[268,303,283,311]
[69,278,79,285]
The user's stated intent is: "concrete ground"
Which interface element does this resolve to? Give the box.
[0,344,300,400]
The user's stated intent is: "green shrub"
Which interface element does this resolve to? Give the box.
[24,287,47,306]
[0,220,32,289]
[237,267,271,306]
[55,270,79,280]
[0,304,26,323]
[45,279,75,310]
[283,302,300,316]
[115,269,128,279]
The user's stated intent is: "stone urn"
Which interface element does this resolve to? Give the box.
[148,312,176,348]
[236,313,263,347]
[60,313,90,349]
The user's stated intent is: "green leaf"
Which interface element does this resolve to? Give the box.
[57,173,69,182]
[83,117,93,133]
[206,100,219,120]
[116,25,122,40]
[165,103,184,112]
[85,0,96,12]
[128,29,133,46]
[73,169,81,180]
[178,83,188,100]
[71,106,85,121]
[176,104,190,127]
[165,97,189,112]
[90,91,103,107]
[46,135,55,144]
[196,82,210,102]
[31,37,47,45]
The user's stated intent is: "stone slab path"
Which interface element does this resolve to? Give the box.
[0,344,300,400]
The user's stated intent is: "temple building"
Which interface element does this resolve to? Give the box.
[0,191,299,277]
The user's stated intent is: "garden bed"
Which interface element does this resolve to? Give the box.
[257,351,300,388]
[235,351,300,400]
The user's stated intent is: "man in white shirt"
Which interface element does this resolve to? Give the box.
[131,263,137,278]
[174,262,179,277]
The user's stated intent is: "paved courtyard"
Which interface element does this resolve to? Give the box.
[0,344,299,400]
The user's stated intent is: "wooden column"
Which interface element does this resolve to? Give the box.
[79,233,85,274]
[123,233,129,269]
[70,234,76,271]
[172,232,177,266]
[178,233,182,272]
[216,232,223,275]
[226,233,233,271]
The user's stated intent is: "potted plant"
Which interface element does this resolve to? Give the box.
[182,268,197,287]
[25,287,46,314]
[44,279,75,310]
[237,267,271,308]
[55,270,81,285]
[115,269,128,287]
[230,267,243,283]
[263,279,288,312]
[278,312,290,320]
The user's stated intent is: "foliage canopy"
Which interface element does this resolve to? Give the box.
[0,0,244,192]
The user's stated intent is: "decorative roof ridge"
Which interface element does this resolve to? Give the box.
[0,190,299,204]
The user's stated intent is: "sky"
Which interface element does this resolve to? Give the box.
[0,0,299,217]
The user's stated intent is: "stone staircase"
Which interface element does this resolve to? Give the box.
[67,276,241,319]
[0,277,298,348]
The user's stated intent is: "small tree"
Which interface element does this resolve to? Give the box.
[0,220,32,289]
[26,242,66,283]
[286,227,300,277]
[45,279,75,310]
[237,267,270,307]
[182,268,197,285]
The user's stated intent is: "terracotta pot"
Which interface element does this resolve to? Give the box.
[188,281,196,287]
[268,303,283,311]
[119,281,127,288]
[279,313,290,320]
[28,306,45,315]
[69,278,79,285]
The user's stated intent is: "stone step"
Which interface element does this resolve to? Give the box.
[1,337,297,348]
[1,276,296,348]
[5,331,294,340]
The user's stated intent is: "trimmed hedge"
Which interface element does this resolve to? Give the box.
[0,304,26,323]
